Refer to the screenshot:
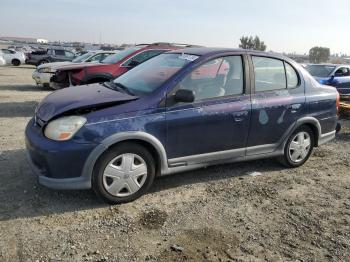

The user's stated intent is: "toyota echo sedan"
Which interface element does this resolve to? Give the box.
[25,48,339,204]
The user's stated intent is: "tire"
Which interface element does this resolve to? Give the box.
[12,59,20,66]
[92,143,156,204]
[38,60,49,66]
[278,126,315,168]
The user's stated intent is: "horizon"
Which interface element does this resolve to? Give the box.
[1,0,349,55]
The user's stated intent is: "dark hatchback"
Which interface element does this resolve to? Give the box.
[26,48,339,204]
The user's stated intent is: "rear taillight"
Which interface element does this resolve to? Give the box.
[336,91,340,114]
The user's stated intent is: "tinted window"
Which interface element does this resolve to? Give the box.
[335,67,350,77]
[123,50,166,66]
[54,50,65,56]
[72,52,94,62]
[178,56,244,101]
[253,56,286,91]
[285,63,299,88]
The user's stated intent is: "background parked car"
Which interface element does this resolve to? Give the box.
[50,43,187,89]
[26,48,76,66]
[32,51,118,88]
[0,48,26,66]
[0,54,5,66]
[306,64,350,95]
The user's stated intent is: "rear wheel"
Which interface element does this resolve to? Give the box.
[12,59,20,66]
[92,143,156,204]
[278,126,314,168]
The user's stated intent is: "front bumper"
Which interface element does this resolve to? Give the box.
[25,118,98,190]
[32,71,53,86]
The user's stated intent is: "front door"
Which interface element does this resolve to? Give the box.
[165,55,251,165]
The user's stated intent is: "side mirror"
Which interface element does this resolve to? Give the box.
[128,60,140,67]
[174,89,195,103]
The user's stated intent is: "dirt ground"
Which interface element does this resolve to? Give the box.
[0,65,349,262]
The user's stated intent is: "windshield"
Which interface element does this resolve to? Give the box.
[72,52,94,63]
[112,53,199,96]
[306,65,336,77]
[101,47,140,64]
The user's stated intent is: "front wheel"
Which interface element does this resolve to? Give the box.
[12,59,20,66]
[278,126,315,168]
[92,143,156,204]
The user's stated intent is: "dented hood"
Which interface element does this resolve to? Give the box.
[55,62,102,71]
[36,83,137,122]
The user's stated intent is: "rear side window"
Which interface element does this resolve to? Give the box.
[285,62,299,88]
[252,56,299,91]
[252,57,286,92]
[64,51,75,58]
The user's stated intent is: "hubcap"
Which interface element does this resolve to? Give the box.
[102,153,147,197]
[288,131,311,163]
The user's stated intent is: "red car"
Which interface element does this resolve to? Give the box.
[50,43,183,89]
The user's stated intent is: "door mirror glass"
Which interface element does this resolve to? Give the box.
[174,89,195,103]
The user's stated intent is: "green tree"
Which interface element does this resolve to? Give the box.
[309,47,330,63]
[239,36,267,51]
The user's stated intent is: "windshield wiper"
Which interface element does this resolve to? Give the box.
[113,82,135,95]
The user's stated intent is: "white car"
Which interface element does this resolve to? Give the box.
[0,54,5,66]
[0,49,26,66]
[32,51,118,88]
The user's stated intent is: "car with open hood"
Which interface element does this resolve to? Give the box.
[26,48,339,204]
[49,43,189,89]
[32,51,118,88]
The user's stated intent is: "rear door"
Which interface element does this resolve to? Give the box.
[165,54,251,165]
[52,49,67,62]
[246,55,306,155]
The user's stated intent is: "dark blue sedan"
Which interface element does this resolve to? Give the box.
[25,48,339,204]
[306,64,350,95]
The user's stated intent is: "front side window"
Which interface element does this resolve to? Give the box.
[253,56,286,92]
[123,50,166,67]
[335,67,350,77]
[177,56,244,101]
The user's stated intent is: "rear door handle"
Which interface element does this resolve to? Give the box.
[290,103,301,113]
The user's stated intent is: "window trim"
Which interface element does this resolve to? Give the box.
[251,55,301,93]
[121,49,170,67]
[169,54,247,106]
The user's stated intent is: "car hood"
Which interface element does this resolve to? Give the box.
[55,62,102,71]
[38,61,73,70]
[36,83,138,122]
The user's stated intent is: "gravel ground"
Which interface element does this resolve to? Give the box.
[0,65,349,262]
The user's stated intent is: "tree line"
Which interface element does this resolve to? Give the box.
[238,35,331,63]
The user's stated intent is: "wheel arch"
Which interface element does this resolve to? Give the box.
[81,132,168,186]
[292,117,321,147]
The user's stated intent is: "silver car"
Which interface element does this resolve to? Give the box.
[0,49,26,66]
[32,51,118,88]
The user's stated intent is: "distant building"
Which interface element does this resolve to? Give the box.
[0,36,48,44]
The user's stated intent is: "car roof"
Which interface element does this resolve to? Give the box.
[168,47,285,59]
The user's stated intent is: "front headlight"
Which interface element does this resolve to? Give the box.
[41,67,52,73]
[44,116,87,141]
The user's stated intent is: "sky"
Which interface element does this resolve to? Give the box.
[0,0,349,54]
